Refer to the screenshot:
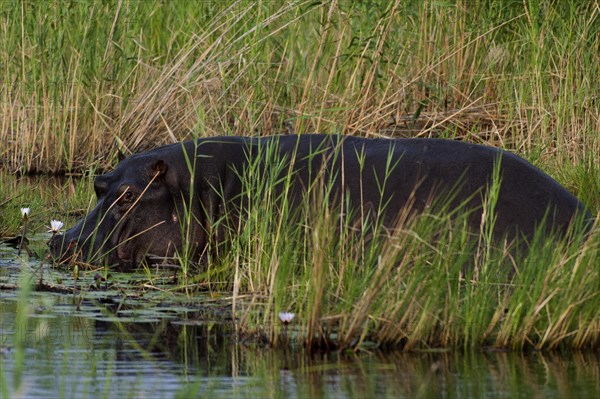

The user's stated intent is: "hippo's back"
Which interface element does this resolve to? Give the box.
[277,135,591,239]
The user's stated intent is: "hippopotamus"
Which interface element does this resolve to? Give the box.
[49,134,592,270]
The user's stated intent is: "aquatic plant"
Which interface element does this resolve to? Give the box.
[47,220,64,235]
[17,207,30,256]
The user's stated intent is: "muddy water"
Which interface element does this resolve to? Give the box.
[1,239,600,398]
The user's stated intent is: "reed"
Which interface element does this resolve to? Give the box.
[228,184,598,350]
[190,144,599,351]
[0,1,597,193]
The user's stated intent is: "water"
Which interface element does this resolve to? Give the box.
[2,299,600,398]
[1,238,600,398]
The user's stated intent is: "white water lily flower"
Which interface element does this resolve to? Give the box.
[48,220,64,233]
[278,312,295,324]
[21,207,30,218]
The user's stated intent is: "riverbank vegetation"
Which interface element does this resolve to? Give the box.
[1,1,599,352]
[192,145,598,351]
[1,2,599,179]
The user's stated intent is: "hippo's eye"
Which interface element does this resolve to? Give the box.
[118,189,136,205]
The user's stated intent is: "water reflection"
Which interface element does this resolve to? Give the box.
[1,294,599,398]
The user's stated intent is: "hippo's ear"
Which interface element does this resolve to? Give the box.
[114,136,128,162]
[149,159,179,189]
[150,160,167,178]
[117,149,126,162]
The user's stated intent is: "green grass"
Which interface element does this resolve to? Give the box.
[0,171,95,237]
[198,147,599,351]
[0,1,598,181]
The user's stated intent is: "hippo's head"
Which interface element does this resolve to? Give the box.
[49,149,194,270]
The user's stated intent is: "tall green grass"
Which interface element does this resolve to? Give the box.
[1,1,598,193]
[225,187,598,350]
[180,141,598,351]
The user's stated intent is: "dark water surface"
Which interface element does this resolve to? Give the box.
[1,241,600,398]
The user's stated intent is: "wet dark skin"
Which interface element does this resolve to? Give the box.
[49,134,593,270]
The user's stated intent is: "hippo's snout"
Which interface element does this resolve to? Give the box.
[48,233,80,264]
